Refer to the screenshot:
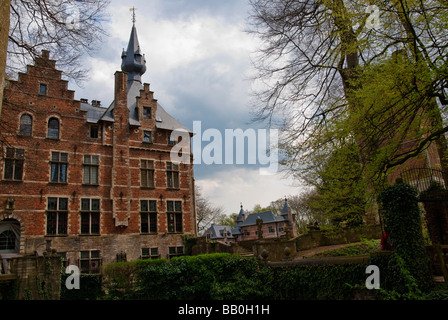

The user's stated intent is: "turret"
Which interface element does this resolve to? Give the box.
[121,22,147,85]
[234,204,246,226]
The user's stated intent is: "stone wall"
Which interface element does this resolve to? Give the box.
[7,251,62,299]
[296,224,382,251]
[252,238,297,261]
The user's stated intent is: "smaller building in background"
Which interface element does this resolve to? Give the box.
[204,199,298,243]
[204,224,235,244]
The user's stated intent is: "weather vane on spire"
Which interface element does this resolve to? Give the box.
[130,7,137,24]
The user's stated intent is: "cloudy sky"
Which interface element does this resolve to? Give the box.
[72,0,304,215]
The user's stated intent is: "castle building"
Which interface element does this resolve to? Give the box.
[0,22,196,272]
[204,199,298,243]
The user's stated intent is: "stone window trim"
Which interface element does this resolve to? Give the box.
[82,155,99,186]
[140,159,155,189]
[166,162,180,189]
[45,197,68,236]
[46,116,61,140]
[168,246,184,259]
[49,151,68,184]
[143,130,152,144]
[140,199,157,234]
[167,131,176,145]
[3,147,24,181]
[39,83,48,95]
[79,250,101,274]
[141,247,160,259]
[80,198,100,235]
[143,106,152,119]
[89,125,99,139]
[166,199,183,233]
[18,113,33,137]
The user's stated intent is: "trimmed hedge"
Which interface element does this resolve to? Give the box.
[102,252,431,300]
[105,253,275,300]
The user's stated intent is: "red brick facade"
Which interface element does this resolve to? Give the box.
[0,42,196,269]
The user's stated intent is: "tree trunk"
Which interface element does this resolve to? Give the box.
[0,0,11,117]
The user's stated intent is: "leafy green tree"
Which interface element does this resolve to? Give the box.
[249,0,448,190]
[305,142,367,226]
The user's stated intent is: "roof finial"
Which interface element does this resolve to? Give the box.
[130,7,136,24]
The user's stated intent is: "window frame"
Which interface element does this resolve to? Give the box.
[46,197,68,236]
[80,198,100,235]
[166,162,179,189]
[143,107,152,119]
[47,117,60,139]
[83,155,99,185]
[168,246,184,259]
[50,151,68,183]
[79,250,101,274]
[19,114,32,136]
[90,125,99,139]
[143,130,152,143]
[0,230,17,251]
[39,83,47,95]
[3,147,24,181]
[166,200,183,233]
[140,160,155,188]
[140,199,157,234]
[141,247,159,259]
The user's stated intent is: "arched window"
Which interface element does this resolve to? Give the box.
[0,230,16,250]
[19,114,32,136]
[48,117,59,139]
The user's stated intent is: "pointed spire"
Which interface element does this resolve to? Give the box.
[235,203,246,224]
[281,198,290,216]
[121,14,147,85]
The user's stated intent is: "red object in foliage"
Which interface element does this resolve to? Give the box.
[380,232,392,250]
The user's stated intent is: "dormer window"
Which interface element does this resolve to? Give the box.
[90,125,99,139]
[143,107,151,119]
[168,133,175,145]
[143,131,152,143]
[39,83,47,95]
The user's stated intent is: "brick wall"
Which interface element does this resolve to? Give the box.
[0,51,196,267]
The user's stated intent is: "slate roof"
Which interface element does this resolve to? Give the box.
[80,102,107,123]
[79,23,191,134]
[207,225,235,239]
[238,211,286,228]
[80,89,191,133]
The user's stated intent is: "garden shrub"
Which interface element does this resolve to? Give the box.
[134,253,274,300]
[60,274,103,300]
[103,258,167,300]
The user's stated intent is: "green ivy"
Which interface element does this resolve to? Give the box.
[377,181,434,293]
